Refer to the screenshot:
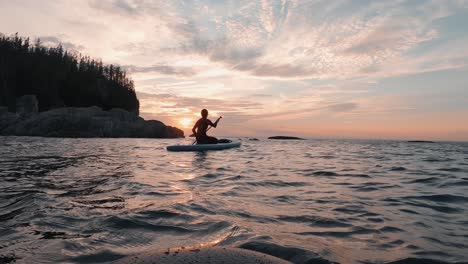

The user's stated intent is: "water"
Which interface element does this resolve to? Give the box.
[0,136,467,264]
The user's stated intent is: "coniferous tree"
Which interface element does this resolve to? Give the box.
[0,33,139,113]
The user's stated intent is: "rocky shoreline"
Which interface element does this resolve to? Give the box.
[0,96,183,138]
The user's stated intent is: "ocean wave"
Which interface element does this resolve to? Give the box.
[1,137,467,263]
[277,215,350,228]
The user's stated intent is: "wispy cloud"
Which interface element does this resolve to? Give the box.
[39,36,85,51]
[88,0,141,16]
[125,65,197,77]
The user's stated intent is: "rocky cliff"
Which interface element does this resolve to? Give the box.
[0,95,183,138]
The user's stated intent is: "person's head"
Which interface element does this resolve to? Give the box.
[201,109,208,118]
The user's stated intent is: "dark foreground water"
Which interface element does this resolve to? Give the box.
[0,137,467,264]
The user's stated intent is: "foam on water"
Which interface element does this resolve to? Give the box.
[0,137,467,264]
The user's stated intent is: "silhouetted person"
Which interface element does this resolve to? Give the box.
[192,109,221,144]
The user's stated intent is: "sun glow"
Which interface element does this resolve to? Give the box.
[179,118,193,128]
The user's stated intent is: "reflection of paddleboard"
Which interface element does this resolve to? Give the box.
[112,246,291,264]
[167,139,241,152]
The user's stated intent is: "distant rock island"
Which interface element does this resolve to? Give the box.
[407,140,435,143]
[268,136,305,140]
[0,34,183,138]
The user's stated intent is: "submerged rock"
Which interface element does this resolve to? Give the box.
[0,106,183,138]
[268,136,305,140]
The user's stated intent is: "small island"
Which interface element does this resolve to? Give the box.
[268,136,305,140]
[0,34,183,138]
[407,140,435,143]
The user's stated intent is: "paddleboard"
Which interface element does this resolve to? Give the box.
[167,139,241,152]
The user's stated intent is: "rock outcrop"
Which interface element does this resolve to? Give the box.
[0,97,183,138]
[0,106,8,115]
[16,95,38,115]
[407,140,435,143]
[268,136,305,140]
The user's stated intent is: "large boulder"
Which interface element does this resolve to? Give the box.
[0,106,184,138]
[0,106,8,115]
[16,95,38,115]
[0,108,18,132]
[166,125,184,138]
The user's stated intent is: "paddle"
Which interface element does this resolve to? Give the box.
[192,116,222,145]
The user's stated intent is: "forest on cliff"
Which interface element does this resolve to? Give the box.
[0,33,139,113]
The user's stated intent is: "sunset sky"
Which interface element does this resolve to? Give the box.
[1,0,467,140]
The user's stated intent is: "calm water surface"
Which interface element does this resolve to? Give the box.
[0,137,467,264]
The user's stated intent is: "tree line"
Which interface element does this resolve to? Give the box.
[0,33,139,113]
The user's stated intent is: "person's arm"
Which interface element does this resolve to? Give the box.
[207,119,216,128]
[210,116,222,128]
[192,120,199,136]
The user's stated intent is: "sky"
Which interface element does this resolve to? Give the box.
[1,0,467,141]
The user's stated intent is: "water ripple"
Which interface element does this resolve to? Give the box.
[0,137,467,264]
